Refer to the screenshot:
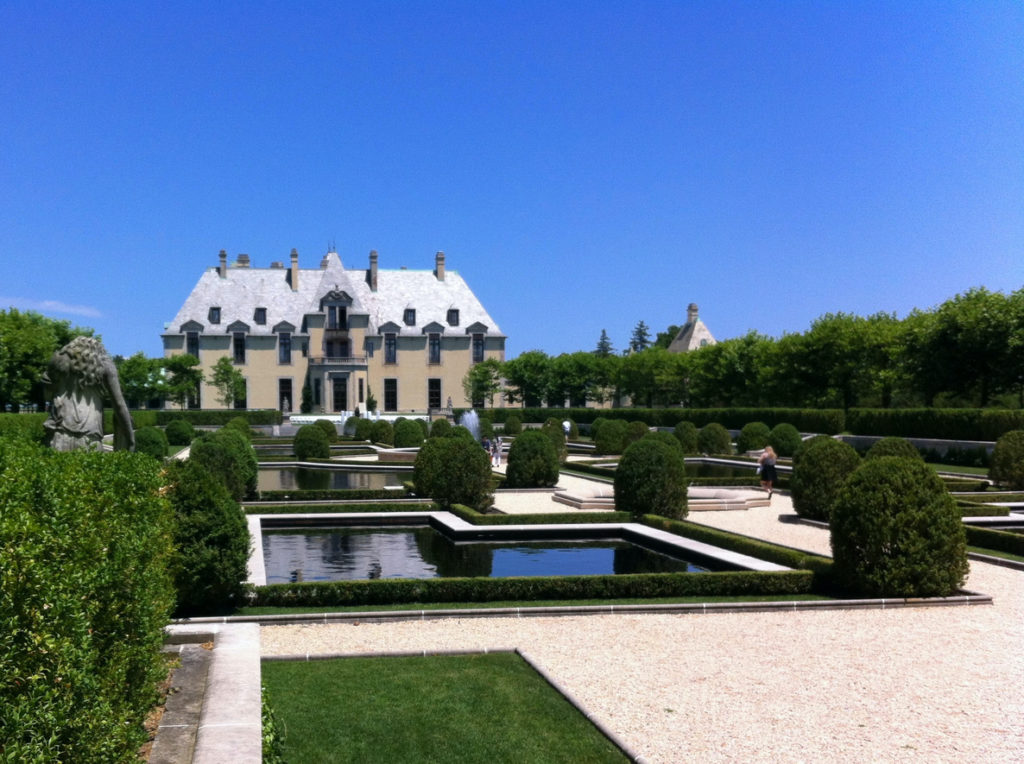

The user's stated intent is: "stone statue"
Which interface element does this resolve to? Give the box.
[42,336,135,452]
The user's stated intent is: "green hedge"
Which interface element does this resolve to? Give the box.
[247,502,434,515]
[964,525,1024,557]
[256,488,411,502]
[846,408,1024,441]
[955,501,1010,517]
[0,412,47,442]
[448,503,632,526]
[251,569,815,608]
[475,408,845,433]
[153,409,282,426]
[0,442,175,761]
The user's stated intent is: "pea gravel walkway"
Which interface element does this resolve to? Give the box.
[260,491,1024,763]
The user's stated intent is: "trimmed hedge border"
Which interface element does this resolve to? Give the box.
[964,525,1024,557]
[246,501,434,515]
[256,488,410,502]
[250,569,816,608]
[448,503,632,526]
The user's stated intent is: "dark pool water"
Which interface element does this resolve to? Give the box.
[258,467,405,492]
[261,527,719,583]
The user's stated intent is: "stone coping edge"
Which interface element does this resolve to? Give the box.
[171,591,992,630]
[261,647,647,764]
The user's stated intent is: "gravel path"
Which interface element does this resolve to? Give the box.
[260,482,1024,762]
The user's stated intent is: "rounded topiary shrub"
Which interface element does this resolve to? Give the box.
[189,428,258,501]
[697,422,732,455]
[446,425,477,442]
[165,459,250,616]
[165,418,195,446]
[429,417,452,438]
[413,436,492,511]
[626,420,650,446]
[768,423,803,457]
[614,438,688,520]
[589,417,608,441]
[370,419,394,446]
[735,422,771,454]
[594,418,628,455]
[416,417,430,439]
[830,457,968,597]
[314,418,338,443]
[541,418,568,463]
[503,413,522,435]
[134,426,169,459]
[673,421,699,454]
[505,430,560,488]
[643,430,683,453]
[790,437,860,521]
[989,429,1024,489]
[865,436,922,461]
[393,418,425,448]
[354,417,375,441]
[293,423,331,462]
[224,416,252,441]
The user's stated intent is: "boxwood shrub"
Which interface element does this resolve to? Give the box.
[697,422,733,455]
[767,423,802,457]
[164,417,196,446]
[614,438,687,520]
[735,422,770,454]
[594,418,628,455]
[393,418,425,448]
[989,430,1024,490]
[134,425,169,459]
[964,525,1024,557]
[313,418,338,443]
[790,438,861,521]
[673,420,699,454]
[505,430,560,488]
[865,436,923,461]
[502,413,522,435]
[830,457,968,597]
[0,443,175,762]
[189,427,259,501]
[294,423,331,462]
[413,436,493,511]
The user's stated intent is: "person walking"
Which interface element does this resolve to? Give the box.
[758,445,778,499]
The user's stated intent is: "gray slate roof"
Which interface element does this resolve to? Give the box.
[164,252,503,338]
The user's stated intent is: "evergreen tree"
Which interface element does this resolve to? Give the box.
[629,320,652,352]
[594,329,614,357]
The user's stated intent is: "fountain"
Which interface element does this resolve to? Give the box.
[459,409,481,442]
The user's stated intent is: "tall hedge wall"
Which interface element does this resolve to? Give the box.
[465,407,1024,442]
[0,443,176,762]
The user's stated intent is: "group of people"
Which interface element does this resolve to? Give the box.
[482,436,503,467]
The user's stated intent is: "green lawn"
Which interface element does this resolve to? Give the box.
[262,653,628,763]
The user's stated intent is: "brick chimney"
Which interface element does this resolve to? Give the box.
[368,250,378,291]
[687,303,699,324]
[218,249,227,278]
[435,251,445,281]
[288,249,299,291]
[237,254,250,268]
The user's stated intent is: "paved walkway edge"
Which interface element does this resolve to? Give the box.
[166,623,263,764]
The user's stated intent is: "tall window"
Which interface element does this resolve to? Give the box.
[234,379,247,409]
[428,378,442,409]
[403,308,416,326]
[208,307,221,324]
[472,333,484,363]
[384,333,397,364]
[447,309,459,326]
[327,305,347,330]
[233,332,246,364]
[254,307,267,325]
[384,379,398,412]
[278,379,292,411]
[278,333,292,364]
[428,333,441,364]
[358,378,364,403]
[186,331,199,358]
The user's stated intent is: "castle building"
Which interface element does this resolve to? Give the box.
[667,303,716,352]
[162,248,505,413]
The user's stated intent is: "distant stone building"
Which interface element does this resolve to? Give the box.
[162,248,505,413]
[667,303,716,353]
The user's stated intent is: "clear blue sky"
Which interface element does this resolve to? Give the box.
[2,1,1021,360]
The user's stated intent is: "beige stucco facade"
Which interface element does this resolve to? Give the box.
[162,249,505,414]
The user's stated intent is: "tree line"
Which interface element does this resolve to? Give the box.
[466,286,1024,410]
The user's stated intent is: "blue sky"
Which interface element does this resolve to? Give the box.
[1,1,1021,360]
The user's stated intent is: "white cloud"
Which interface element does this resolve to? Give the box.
[0,297,103,318]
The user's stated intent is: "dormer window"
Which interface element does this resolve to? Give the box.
[403,308,416,326]
[254,307,267,325]
[447,309,459,326]
[209,307,221,324]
